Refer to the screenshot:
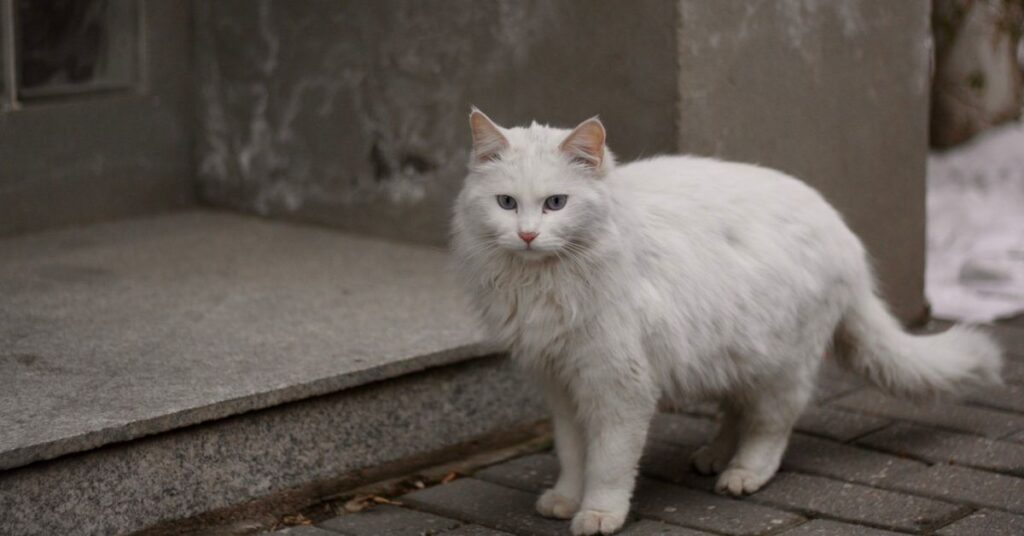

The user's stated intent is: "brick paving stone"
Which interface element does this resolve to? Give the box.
[882,463,1024,514]
[640,440,702,485]
[273,527,339,536]
[831,389,1024,438]
[475,453,558,493]
[633,478,803,536]
[988,324,1024,358]
[1006,429,1024,444]
[642,422,920,488]
[619,520,714,535]
[648,413,715,447]
[1004,358,1024,384]
[935,509,1024,535]
[794,406,889,442]
[476,448,768,535]
[402,478,569,536]
[319,505,461,536]
[1001,315,1024,330]
[782,434,926,484]
[858,422,1024,474]
[475,417,713,495]
[752,472,961,532]
[444,526,516,536]
[969,383,1024,414]
[776,519,901,535]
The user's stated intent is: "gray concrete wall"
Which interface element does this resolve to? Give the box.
[675,0,931,321]
[0,1,195,237]
[194,0,678,245]
[196,0,928,321]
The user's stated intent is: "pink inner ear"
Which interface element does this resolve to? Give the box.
[560,119,605,168]
[470,110,509,163]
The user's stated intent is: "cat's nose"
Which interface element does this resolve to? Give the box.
[518,231,538,244]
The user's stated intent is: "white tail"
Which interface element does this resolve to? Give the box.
[834,289,1003,399]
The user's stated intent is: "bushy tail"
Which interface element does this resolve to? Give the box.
[834,289,1003,399]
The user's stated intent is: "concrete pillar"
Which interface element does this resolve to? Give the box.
[675,0,930,321]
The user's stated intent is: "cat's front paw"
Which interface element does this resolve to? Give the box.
[571,509,627,535]
[690,445,731,475]
[535,488,579,519]
[715,467,773,496]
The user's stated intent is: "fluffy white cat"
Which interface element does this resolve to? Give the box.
[450,109,1003,536]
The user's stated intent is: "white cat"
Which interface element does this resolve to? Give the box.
[450,109,1003,536]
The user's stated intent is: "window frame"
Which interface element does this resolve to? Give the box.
[0,0,145,111]
[1,0,17,111]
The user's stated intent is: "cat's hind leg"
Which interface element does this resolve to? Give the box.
[690,401,740,475]
[715,366,815,496]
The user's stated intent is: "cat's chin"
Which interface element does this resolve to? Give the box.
[514,248,557,262]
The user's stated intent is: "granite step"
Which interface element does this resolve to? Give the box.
[0,211,543,536]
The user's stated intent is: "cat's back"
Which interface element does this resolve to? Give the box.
[606,155,865,354]
[612,155,816,204]
[609,155,843,232]
[607,154,864,291]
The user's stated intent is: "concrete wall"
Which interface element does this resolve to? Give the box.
[676,0,931,321]
[194,0,678,245]
[195,0,929,320]
[0,1,932,318]
[0,1,195,237]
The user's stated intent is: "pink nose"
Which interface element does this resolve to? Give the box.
[518,231,538,244]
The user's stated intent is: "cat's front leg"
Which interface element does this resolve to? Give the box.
[571,380,656,535]
[536,380,584,519]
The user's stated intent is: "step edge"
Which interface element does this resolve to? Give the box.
[0,340,499,472]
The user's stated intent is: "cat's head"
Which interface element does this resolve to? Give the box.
[453,108,616,262]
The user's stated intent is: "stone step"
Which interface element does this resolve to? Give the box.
[0,211,543,536]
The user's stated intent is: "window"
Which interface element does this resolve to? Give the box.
[0,0,139,106]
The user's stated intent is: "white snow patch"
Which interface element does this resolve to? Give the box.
[927,120,1024,322]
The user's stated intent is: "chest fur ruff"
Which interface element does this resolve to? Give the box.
[475,280,588,363]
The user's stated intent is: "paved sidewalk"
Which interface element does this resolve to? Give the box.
[269,321,1024,535]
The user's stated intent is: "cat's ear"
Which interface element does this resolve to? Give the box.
[469,107,509,164]
[559,117,606,171]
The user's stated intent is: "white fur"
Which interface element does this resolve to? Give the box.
[451,116,1003,536]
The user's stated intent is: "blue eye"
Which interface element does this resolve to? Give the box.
[544,195,568,211]
[496,195,518,210]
